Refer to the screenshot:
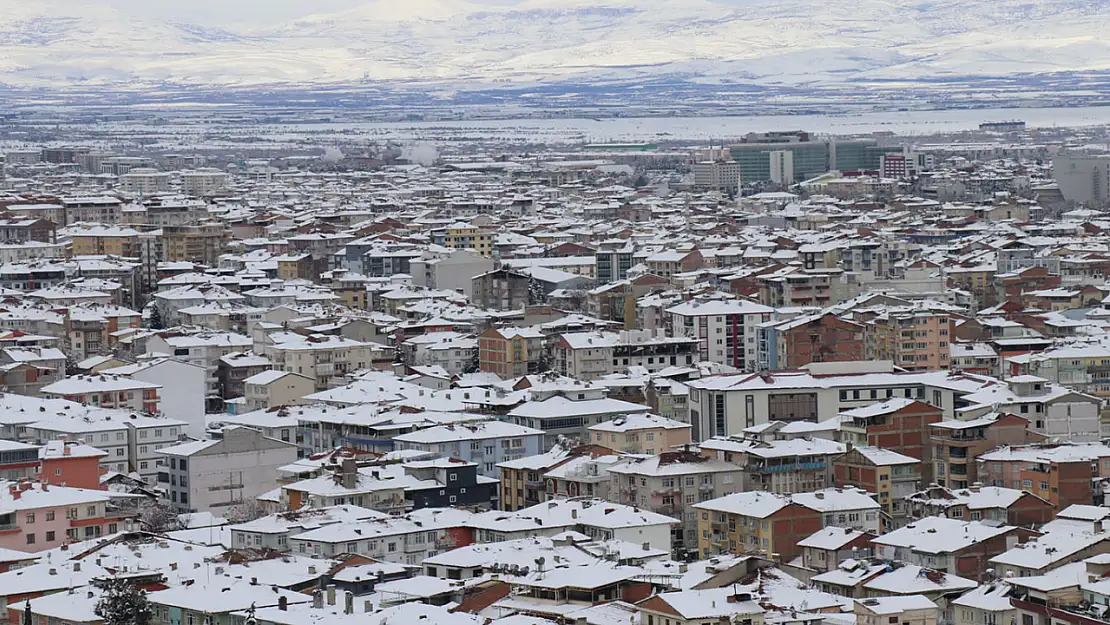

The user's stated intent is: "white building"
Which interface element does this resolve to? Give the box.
[119,168,171,196]
[666,298,775,370]
[145,332,253,397]
[157,425,297,513]
[102,357,208,438]
[180,168,230,197]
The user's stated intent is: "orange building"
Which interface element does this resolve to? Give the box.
[37,440,107,490]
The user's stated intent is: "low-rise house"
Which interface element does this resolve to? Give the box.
[798,526,877,573]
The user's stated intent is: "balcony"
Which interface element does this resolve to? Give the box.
[745,462,826,473]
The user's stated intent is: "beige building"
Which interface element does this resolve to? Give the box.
[588,413,692,455]
[854,596,938,625]
[608,449,745,554]
[243,369,315,411]
[162,223,231,266]
[268,335,374,391]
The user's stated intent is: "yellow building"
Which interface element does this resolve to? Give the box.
[70,226,141,257]
[445,225,494,257]
[588,413,692,455]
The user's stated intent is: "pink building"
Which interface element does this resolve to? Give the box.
[0,481,113,552]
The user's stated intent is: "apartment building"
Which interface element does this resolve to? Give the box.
[267,333,373,391]
[957,375,1103,442]
[608,449,745,554]
[243,370,314,412]
[761,312,866,370]
[0,481,115,552]
[874,310,955,371]
[552,329,698,380]
[700,435,845,495]
[442,224,494,257]
[684,362,988,442]
[838,398,943,483]
[162,223,231,266]
[392,420,545,478]
[497,444,616,511]
[588,413,692,455]
[929,412,1042,489]
[693,490,822,561]
[666,298,774,370]
[145,331,253,397]
[119,168,171,196]
[478,326,545,379]
[40,373,161,414]
[158,425,297,513]
[833,445,920,525]
[978,442,1110,509]
[69,226,142,257]
[180,168,230,196]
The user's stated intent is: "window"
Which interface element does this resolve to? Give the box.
[116,448,124,456]
[25,513,33,524]
[25,534,34,545]
[46,531,55,542]
[45,511,54,521]
[140,430,148,439]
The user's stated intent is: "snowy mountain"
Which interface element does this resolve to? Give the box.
[2,0,1110,89]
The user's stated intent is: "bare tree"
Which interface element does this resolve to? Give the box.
[140,502,185,533]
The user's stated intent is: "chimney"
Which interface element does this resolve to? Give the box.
[326,584,336,606]
[170,563,177,571]
[308,565,317,575]
[344,592,354,615]
[250,577,258,586]
[278,596,288,612]
[571,509,577,520]
[48,568,57,576]
[73,562,81,572]
[63,446,71,456]
[312,590,323,609]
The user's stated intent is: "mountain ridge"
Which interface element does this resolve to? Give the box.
[0,0,1109,89]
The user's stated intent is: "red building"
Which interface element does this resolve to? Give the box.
[772,313,866,369]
